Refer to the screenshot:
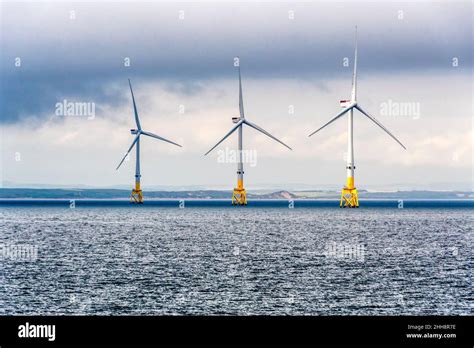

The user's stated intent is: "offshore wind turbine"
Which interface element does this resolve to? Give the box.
[205,59,292,205]
[116,79,182,203]
[308,27,406,208]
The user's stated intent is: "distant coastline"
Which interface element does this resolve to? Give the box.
[0,188,472,200]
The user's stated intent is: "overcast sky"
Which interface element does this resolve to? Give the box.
[0,1,472,190]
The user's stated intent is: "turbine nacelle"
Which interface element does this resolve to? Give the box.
[340,100,354,108]
[130,129,139,135]
[232,116,242,124]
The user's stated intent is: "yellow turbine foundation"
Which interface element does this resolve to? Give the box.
[340,176,359,208]
[131,181,143,204]
[232,179,247,205]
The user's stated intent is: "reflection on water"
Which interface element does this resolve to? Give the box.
[0,205,472,315]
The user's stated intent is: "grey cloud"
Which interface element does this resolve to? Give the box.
[0,1,471,123]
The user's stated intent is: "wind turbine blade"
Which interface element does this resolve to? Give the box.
[128,79,142,130]
[355,105,406,150]
[243,120,292,150]
[351,26,358,101]
[141,130,182,147]
[204,120,243,155]
[238,61,245,118]
[116,134,140,170]
[308,105,354,137]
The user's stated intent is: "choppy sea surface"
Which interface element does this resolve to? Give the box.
[0,200,472,315]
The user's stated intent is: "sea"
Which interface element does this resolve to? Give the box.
[0,199,472,315]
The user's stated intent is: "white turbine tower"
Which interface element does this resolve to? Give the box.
[308,27,406,208]
[205,58,292,205]
[116,79,182,203]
